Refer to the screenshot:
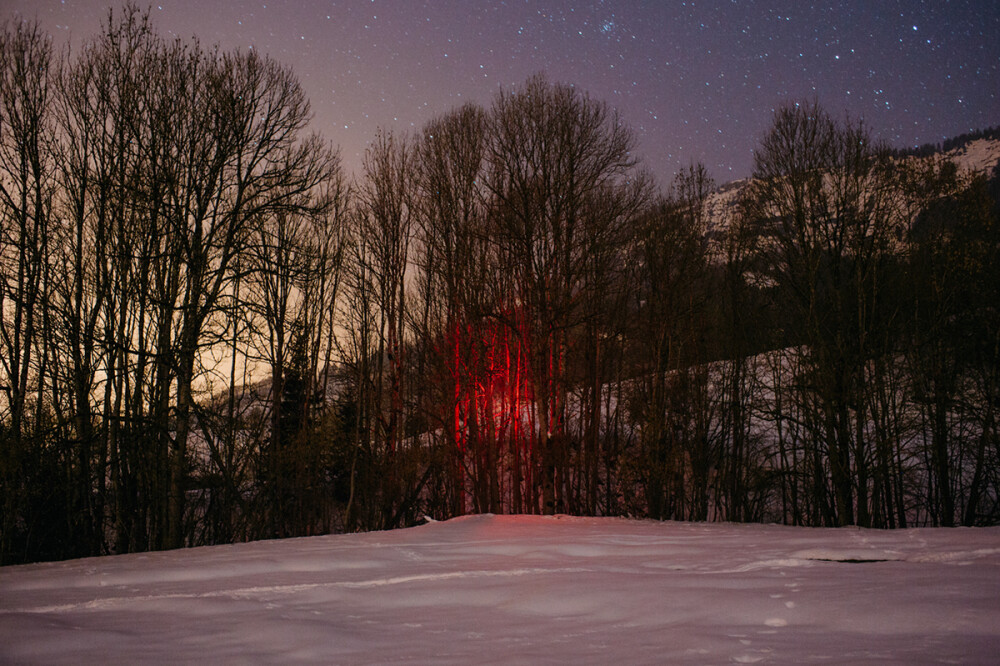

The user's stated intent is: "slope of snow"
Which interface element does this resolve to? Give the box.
[698,137,1000,242]
[3,516,999,664]
[947,137,1000,175]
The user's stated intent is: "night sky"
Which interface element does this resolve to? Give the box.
[8,0,1000,186]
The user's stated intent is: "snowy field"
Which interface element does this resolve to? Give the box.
[2,515,999,664]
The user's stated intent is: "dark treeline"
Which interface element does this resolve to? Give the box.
[2,9,999,564]
[888,125,1000,159]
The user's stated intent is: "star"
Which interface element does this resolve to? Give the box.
[4,0,998,185]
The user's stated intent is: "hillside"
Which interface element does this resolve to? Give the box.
[700,137,1000,239]
[945,136,1000,174]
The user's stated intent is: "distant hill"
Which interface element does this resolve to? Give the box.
[700,134,1000,241]
[888,126,1000,160]
[938,135,1000,175]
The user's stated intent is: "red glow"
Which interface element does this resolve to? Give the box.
[444,309,534,515]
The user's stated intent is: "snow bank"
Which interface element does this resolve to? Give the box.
[2,515,999,663]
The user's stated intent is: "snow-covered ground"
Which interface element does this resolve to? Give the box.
[2,515,999,664]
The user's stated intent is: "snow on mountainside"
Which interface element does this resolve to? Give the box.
[946,136,1000,174]
[2,515,999,664]
[700,137,1000,240]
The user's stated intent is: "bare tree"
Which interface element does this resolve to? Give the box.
[900,159,999,526]
[740,102,902,526]
[485,74,647,514]
[344,128,417,529]
[0,17,56,562]
[412,103,492,515]
[629,170,712,520]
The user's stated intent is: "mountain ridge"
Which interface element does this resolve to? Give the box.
[700,136,1000,239]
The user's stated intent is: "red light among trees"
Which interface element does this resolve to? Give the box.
[444,309,535,515]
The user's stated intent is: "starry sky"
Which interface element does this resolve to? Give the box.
[8,0,1000,186]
